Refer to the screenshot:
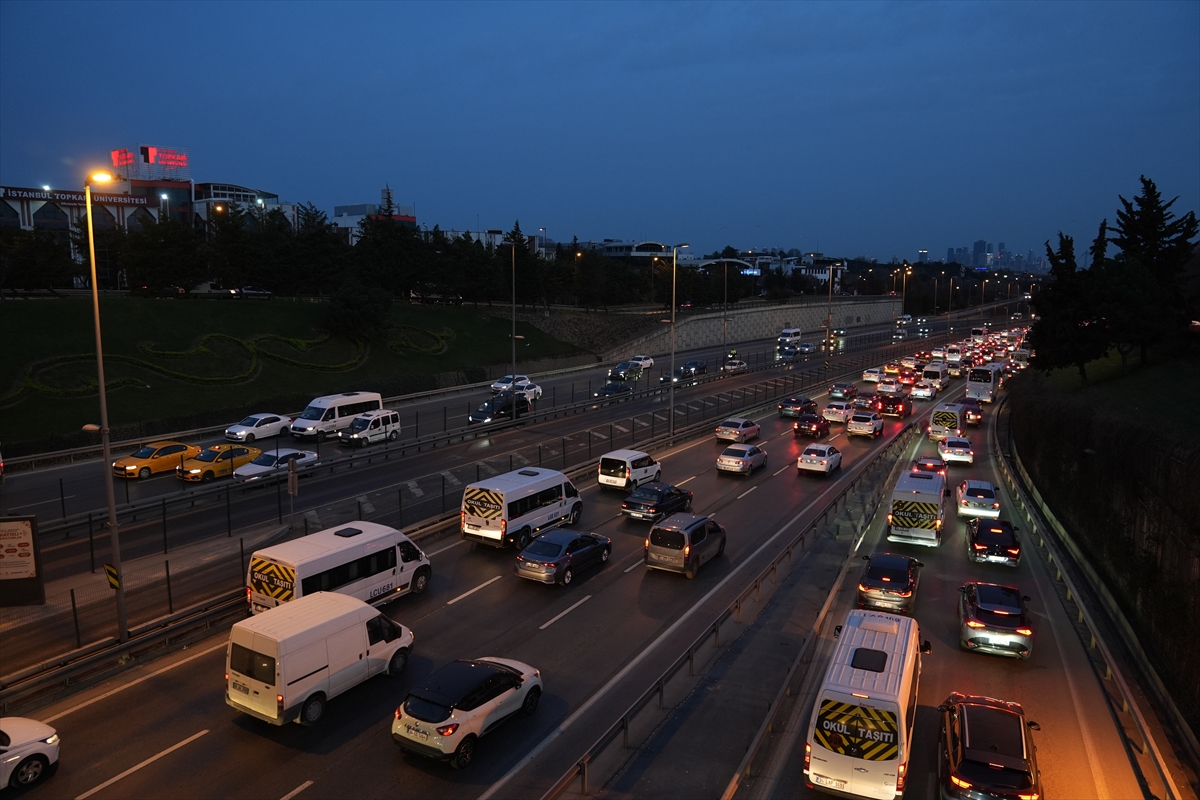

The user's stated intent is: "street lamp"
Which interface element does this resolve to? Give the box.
[511,237,517,420]
[160,193,169,221]
[901,266,913,316]
[84,170,128,643]
[539,227,546,260]
[668,243,689,437]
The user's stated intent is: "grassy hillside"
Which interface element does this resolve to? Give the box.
[0,298,582,452]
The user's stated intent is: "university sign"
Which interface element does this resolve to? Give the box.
[0,186,151,207]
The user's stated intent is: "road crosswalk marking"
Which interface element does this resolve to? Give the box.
[406,481,424,497]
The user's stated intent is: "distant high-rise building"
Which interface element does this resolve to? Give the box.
[973,240,987,267]
[918,249,928,263]
[998,242,1005,253]
[947,247,955,263]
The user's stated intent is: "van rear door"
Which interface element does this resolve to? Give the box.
[228,630,280,720]
[810,692,902,798]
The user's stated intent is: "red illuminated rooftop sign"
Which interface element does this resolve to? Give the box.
[111,149,135,168]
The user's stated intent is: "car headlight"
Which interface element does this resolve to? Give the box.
[188,469,201,474]
[44,734,59,745]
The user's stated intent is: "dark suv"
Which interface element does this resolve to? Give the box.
[778,396,817,417]
[608,362,643,381]
[938,692,1042,798]
[468,393,531,424]
[684,359,708,375]
[875,392,912,418]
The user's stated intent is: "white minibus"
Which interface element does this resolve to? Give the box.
[965,363,1004,402]
[461,468,582,550]
[290,391,383,440]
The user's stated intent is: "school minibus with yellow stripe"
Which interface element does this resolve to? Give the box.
[460,468,583,550]
[804,610,931,798]
[245,521,431,614]
[887,470,947,548]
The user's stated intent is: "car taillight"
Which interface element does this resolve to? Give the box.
[897,761,907,791]
[683,544,691,557]
[887,513,893,524]
[804,742,811,770]
[992,502,1001,509]
[973,542,987,550]
[1016,627,1033,636]
[1007,547,1021,555]
[951,775,973,789]
[935,518,942,529]
[857,583,870,592]
[893,589,912,597]
[461,510,466,528]
[966,619,986,629]
[501,518,507,537]
[395,707,402,719]
[245,586,252,606]
[1017,792,1040,800]
[647,507,657,514]
[626,466,631,480]
[277,694,285,716]
[437,723,459,736]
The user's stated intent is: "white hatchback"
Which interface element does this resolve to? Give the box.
[939,437,974,464]
[233,449,319,482]
[862,368,884,383]
[822,402,854,424]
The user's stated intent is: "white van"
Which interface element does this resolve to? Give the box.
[927,403,964,442]
[920,361,949,392]
[246,521,431,614]
[461,468,582,550]
[598,449,661,490]
[290,392,383,440]
[804,610,930,798]
[887,471,946,547]
[226,592,413,726]
[778,327,804,347]
[338,408,401,446]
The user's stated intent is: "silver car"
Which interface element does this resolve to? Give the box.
[715,417,760,442]
[822,401,854,424]
[857,552,923,614]
[716,444,768,475]
[959,582,1034,659]
[939,437,974,464]
[956,480,1001,518]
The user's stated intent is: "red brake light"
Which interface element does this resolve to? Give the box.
[966,619,986,628]
[897,761,907,791]
[992,502,1001,509]
[857,583,869,592]
[973,542,987,550]
[245,586,252,606]
[951,775,973,789]
[893,589,913,597]
[684,544,691,557]
[1007,547,1021,555]
[437,723,459,736]
[277,694,285,715]
[1016,627,1034,636]
[394,707,402,719]
[501,518,507,536]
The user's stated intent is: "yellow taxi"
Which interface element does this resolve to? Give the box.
[883,361,902,375]
[176,444,262,482]
[113,441,202,480]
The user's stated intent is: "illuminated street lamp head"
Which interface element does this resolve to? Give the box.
[82,423,100,432]
[89,171,113,184]
[675,243,690,249]
[215,205,224,212]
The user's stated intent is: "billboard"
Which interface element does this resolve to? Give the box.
[110,144,191,181]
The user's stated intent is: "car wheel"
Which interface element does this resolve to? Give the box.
[388,430,399,442]
[685,499,693,511]
[388,648,409,676]
[515,529,532,550]
[10,755,48,788]
[316,430,326,441]
[561,568,574,586]
[630,479,638,491]
[568,504,581,525]
[411,567,430,594]
[138,467,151,479]
[717,537,726,557]
[203,471,214,482]
[245,433,255,443]
[522,686,542,716]
[450,735,477,770]
[300,693,325,726]
[685,559,698,580]
[601,547,611,563]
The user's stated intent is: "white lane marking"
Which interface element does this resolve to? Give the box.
[737,486,758,500]
[590,430,608,440]
[405,480,424,497]
[773,463,792,477]
[624,560,643,574]
[636,419,649,427]
[6,495,77,511]
[613,424,629,433]
[478,475,842,800]
[446,575,502,605]
[43,641,227,724]
[479,461,498,476]
[778,430,791,437]
[539,595,592,630]
[425,540,465,558]
[440,471,461,486]
[513,452,530,465]
[676,476,696,486]
[279,781,314,800]
[75,729,208,800]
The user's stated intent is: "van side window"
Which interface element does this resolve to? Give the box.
[366,615,386,645]
[565,482,579,498]
[390,413,399,425]
[300,547,397,595]
[690,527,707,546]
[538,485,563,508]
[323,408,336,421]
[398,542,421,563]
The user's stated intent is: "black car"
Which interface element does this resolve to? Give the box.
[829,382,857,400]
[792,414,830,439]
[684,359,708,374]
[620,481,694,522]
[938,693,1042,798]
[778,395,817,417]
[959,397,983,425]
[608,362,643,381]
[514,530,611,585]
[594,382,633,402]
[852,392,877,411]
[875,393,912,418]
[912,456,947,477]
[468,393,531,424]
[661,366,697,385]
[856,552,923,614]
[966,518,1022,567]
[775,345,800,362]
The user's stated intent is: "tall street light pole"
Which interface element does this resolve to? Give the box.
[511,238,517,420]
[668,243,689,437]
[84,171,128,643]
[722,260,728,358]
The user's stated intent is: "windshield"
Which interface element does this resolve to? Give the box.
[194,449,221,462]
[629,486,663,501]
[299,404,325,421]
[404,695,452,723]
[965,486,995,499]
[524,540,562,558]
[495,376,513,385]
[969,369,993,383]
[130,446,156,459]
[349,417,371,432]
[236,416,261,427]
[250,453,279,467]
[477,401,498,413]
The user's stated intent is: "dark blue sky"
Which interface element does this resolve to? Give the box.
[2,1,1196,263]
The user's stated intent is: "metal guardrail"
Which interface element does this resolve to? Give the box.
[540,423,922,800]
[994,399,1187,800]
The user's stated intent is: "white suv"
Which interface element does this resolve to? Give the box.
[847,412,884,437]
[822,401,853,424]
[392,657,542,770]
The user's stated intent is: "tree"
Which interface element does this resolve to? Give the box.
[1029,233,1108,384]
[325,279,393,339]
[0,228,75,291]
[122,217,207,291]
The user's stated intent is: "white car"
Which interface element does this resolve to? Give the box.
[490,374,532,394]
[391,657,542,770]
[862,368,884,383]
[931,347,946,359]
[722,359,748,373]
[628,355,655,369]
[877,378,904,395]
[225,413,293,442]
[798,444,842,475]
[956,480,1001,518]
[847,412,884,437]
[822,402,854,424]
[939,437,975,464]
[514,382,543,401]
[910,381,937,400]
[715,417,760,443]
[232,449,319,483]
[0,717,60,789]
[716,443,768,475]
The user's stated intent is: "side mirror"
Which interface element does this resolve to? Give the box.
[1013,526,1021,532]
[1023,595,1032,602]
[862,555,871,561]
[914,561,925,568]
[958,585,967,593]
[937,703,951,713]
[920,640,932,654]
[1027,720,1041,731]
[834,625,843,639]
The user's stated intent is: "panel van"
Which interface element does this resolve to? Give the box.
[804,610,930,798]
[338,409,401,446]
[290,392,383,440]
[461,468,582,550]
[226,592,413,726]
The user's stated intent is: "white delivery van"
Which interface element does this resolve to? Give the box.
[945,346,962,365]
[778,327,804,347]
[887,471,946,547]
[338,408,401,447]
[597,449,661,490]
[804,610,930,798]
[461,468,582,550]
[927,403,964,442]
[920,361,949,392]
[226,592,413,726]
[290,392,383,440]
[246,521,431,614]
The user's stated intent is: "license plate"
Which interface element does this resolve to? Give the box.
[812,774,845,789]
[232,681,249,695]
[405,725,429,741]
[989,555,1009,563]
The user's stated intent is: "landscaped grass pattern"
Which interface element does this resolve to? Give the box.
[0,299,581,452]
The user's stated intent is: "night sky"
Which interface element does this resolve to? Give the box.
[2,1,1196,263]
